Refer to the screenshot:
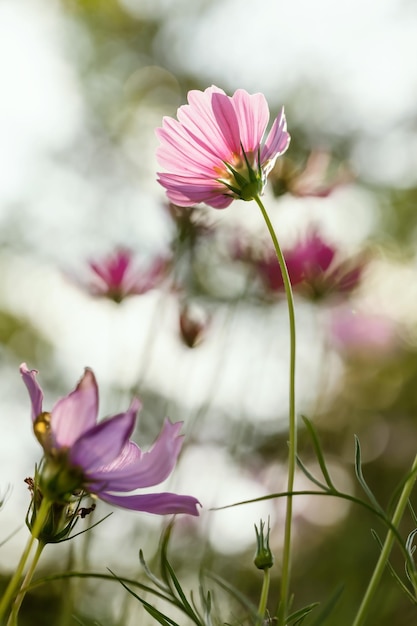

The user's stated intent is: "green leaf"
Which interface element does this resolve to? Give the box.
[139,548,171,593]
[296,455,330,492]
[205,570,258,619]
[371,530,417,603]
[286,602,319,625]
[309,584,344,626]
[354,436,383,513]
[301,415,336,490]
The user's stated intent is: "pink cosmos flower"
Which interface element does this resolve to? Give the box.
[239,229,364,300]
[20,364,200,516]
[156,86,290,209]
[85,249,168,303]
[328,309,399,356]
[271,151,354,198]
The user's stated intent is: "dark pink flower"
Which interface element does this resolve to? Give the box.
[249,230,364,300]
[85,249,168,303]
[156,86,290,209]
[20,364,200,516]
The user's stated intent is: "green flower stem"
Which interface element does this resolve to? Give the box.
[257,568,271,626]
[254,196,297,625]
[6,541,45,626]
[352,452,417,626]
[0,496,51,623]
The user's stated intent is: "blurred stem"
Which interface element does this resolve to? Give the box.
[6,541,45,626]
[0,496,50,623]
[257,568,271,625]
[254,196,296,626]
[352,453,417,626]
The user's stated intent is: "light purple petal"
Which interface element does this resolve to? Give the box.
[86,419,185,491]
[70,398,141,473]
[20,363,44,422]
[51,369,99,447]
[99,491,201,516]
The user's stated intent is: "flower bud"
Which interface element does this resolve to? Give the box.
[179,302,209,348]
[254,518,274,570]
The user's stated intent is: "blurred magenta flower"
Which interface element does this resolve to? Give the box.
[156,86,290,209]
[240,229,364,300]
[85,249,168,303]
[20,364,200,516]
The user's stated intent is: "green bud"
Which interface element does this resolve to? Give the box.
[25,464,95,544]
[254,518,274,570]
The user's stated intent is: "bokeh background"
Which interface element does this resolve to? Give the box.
[1,0,417,624]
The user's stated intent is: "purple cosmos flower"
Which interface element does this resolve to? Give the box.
[156,86,290,209]
[84,249,168,303]
[20,364,200,516]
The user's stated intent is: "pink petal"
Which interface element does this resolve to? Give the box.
[51,369,99,447]
[20,363,44,422]
[177,87,239,161]
[157,173,233,209]
[232,90,269,153]
[70,398,141,472]
[86,419,184,491]
[210,90,241,155]
[261,107,291,165]
[99,491,201,516]
[156,119,221,174]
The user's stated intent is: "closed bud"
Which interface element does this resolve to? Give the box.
[179,302,209,348]
[254,518,274,570]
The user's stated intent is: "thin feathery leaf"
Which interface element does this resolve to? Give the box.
[296,455,330,492]
[139,549,171,593]
[371,530,417,604]
[57,513,113,543]
[205,571,258,619]
[301,415,336,490]
[354,436,383,513]
[164,559,203,624]
[309,584,344,626]
[108,568,181,626]
[286,602,319,625]
[409,501,417,527]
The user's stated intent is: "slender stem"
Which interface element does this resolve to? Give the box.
[6,541,45,626]
[0,496,51,623]
[257,568,271,626]
[352,452,417,626]
[254,196,297,625]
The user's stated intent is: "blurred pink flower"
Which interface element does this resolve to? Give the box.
[328,309,399,356]
[85,249,168,303]
[240,229,364,300]
[156,86,290,209]
[20,364,200,516]
[272,151,354,198]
